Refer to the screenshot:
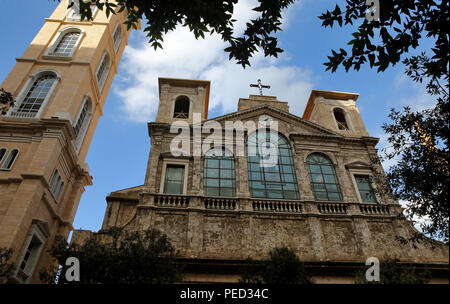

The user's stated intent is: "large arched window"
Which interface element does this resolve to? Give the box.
[53,31,81,56]
[45,27,84,59]
[73,96,93,150]
[307,153,342,201]
[247,130,300,199]
[9,72,58,118]
[173,96,190,118]
[204,147,235,197]
[333,108,349,130]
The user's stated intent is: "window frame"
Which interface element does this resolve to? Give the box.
[0,149,19,171]
[306,152,343,202]
[172,95,191,119]
[14,223,48,283]
[0,148,8,167]
[349,169,380,204]
[44,27,85,59]
[112,21,123,52]
[49,169,65,202]
[203,147,236,197]
[246,130,300,200]
[159,159,189,195]
[6,70,60,119]
[66,1,99,22]
[331,107,352,131]
[95,51,111,93]
[73,95,93,152]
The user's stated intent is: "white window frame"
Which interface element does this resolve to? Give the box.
[0,148,19,171]
[159,159,189,195]
[112,21,123,52]
[349,169,380,204]
[14,223,48,283]
[66,1,99,22]
[6,70,61,119]
[44,27,85,59]
[95,51,111,93]
[73,95,93,152]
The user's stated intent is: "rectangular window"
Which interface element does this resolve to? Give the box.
[163,165,185,195]
[355,175,377,203]
[19,236,42,273]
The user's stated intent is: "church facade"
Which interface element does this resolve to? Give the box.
[73,77,449,283]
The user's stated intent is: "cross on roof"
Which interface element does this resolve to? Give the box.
[250,79,270,95]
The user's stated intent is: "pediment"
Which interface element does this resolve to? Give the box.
[207,104,342,138]
[345,160,372,170]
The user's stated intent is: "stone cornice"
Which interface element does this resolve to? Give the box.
[0,117,92,185]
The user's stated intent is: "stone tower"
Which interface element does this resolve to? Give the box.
[302,90,369,137]
[0,0,134,283]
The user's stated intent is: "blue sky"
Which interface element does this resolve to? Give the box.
[0,0,433,232]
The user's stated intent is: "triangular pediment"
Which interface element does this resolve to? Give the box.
[205,104,342,138]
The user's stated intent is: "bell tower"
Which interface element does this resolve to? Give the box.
[0,0,135,283]
[302,90,369,137]
[155,77,211,125]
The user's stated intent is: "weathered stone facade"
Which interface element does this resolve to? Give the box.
[73,78,449,283]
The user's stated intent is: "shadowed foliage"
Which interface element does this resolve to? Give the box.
[240,247,313,284]
[355,257,431,284]
[0,247,15,283]
[40,227,182,284]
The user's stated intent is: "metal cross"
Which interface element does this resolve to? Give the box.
[250,79,270,95]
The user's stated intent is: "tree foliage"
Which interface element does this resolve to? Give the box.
[0,247,15,283]
[320,0,449,243]
[0,88,14,115]
[240,247,313,284]
[63,0,295,68]
[355,257,430,284]
[40,227,182,284]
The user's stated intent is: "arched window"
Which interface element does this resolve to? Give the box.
[173,96,190,118]
[307,153,342,201]
[113,22,123,51]
[73,96,93,150]
[10,73,57,118]
[52,31,81,57]
[204,147,235,197]
[1,149,19,170]
[67,1,98,21]
[0,148,7,166]
[247,130,300,199]
[96,52,110,92]
[333,108,349,130]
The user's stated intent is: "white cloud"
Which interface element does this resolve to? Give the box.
[392,72,436,111]
[113,0,313,123]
